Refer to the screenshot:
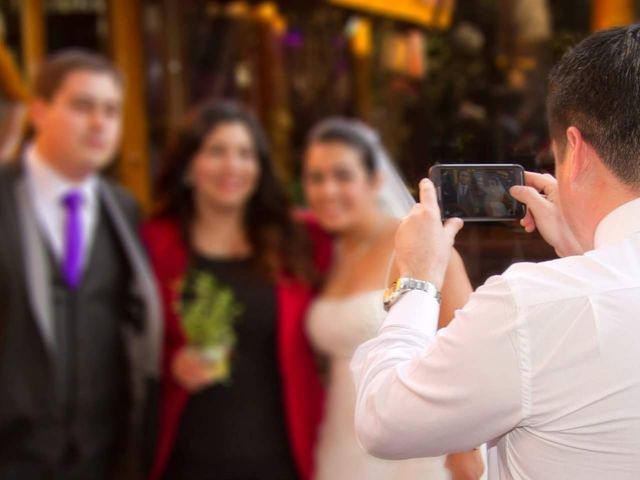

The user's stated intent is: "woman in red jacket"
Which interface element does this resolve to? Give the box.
[143,100,330,480]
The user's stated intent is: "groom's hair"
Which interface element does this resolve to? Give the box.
[547,24,640,186]
[34,49,123,101]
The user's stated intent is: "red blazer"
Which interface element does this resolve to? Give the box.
[142,216,331,480]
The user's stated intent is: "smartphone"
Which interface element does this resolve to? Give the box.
[429,164,526,221]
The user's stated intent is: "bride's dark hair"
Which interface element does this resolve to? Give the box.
[305,118,378,176]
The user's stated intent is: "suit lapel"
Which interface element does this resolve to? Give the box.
[8,168,163,374]
[14,176,56,353]
[98,180,162,378]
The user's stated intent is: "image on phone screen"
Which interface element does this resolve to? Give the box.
[430,164,526,221]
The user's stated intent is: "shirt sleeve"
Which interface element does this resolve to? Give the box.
[351,275,526,459]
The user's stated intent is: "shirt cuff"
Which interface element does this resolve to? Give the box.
[382,290,440,337]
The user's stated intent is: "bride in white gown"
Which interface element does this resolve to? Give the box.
[302,118,485,480]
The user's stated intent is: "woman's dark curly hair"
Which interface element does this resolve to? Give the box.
[153,99,316,283]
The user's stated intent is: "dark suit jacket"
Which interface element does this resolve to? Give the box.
[0,161,162,477]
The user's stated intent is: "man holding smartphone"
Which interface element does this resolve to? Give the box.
[352,25,640,479]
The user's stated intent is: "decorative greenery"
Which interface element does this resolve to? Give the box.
[176,270,244,384]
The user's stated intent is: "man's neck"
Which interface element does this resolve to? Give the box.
[33,141,92,184]
[585,182,640,250]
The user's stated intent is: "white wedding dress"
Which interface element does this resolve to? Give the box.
[307,290,449,480]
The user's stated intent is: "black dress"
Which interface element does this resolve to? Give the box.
[163,254,298,480]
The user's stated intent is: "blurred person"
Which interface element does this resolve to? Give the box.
[439,169,483,218]
[143,100,329,480]
[352,25,640,479]
[302,118,484,480]
[454,169,482,216]
[0,49,161,479]
[479,176,509,217]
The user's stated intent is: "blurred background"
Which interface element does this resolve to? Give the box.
[0,0,637,285]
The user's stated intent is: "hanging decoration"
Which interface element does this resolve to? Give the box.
[329,0,455,30]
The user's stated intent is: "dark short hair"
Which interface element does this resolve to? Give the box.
[34,49,123,101]
[547,24,640,185]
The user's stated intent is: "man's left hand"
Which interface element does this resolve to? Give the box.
[394,178,464,290]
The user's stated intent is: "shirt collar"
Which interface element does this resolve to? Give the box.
[25,144,98,207]
[594,197,640,249]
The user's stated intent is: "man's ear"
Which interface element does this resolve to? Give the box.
[565,126,591,183]
[29,98,48,132]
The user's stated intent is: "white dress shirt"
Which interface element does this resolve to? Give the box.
[24,146,99,269]
[352,198,640,479]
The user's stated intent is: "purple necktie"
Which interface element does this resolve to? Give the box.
[61,190,84,289]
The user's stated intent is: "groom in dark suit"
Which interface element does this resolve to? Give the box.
[454,169,482,217]
[0,50,161,479]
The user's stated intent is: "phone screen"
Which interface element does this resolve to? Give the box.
[429,164,526,221]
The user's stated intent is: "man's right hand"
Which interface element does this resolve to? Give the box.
[510,172,583,257]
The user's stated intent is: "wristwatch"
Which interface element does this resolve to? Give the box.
[383,277,441,312]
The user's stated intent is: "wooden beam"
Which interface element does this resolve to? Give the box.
[20,0,45,84]
[330,0,455,29]
[350,18,373,122]
[108,0,151,211]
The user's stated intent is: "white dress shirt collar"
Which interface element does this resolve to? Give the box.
[594,197,640,249]
[24,144,99,265]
